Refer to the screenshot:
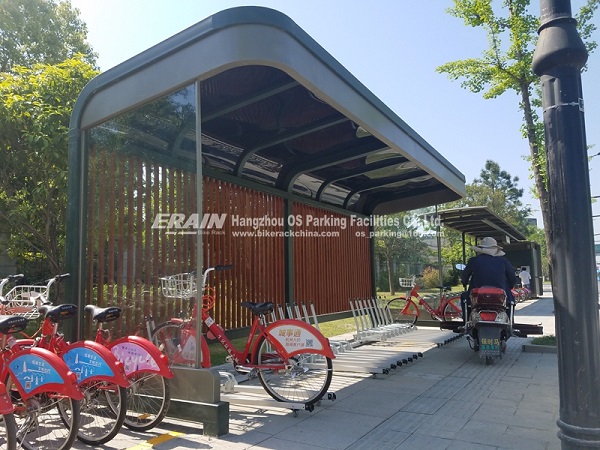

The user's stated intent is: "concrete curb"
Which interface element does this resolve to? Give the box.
[522,343,557,353]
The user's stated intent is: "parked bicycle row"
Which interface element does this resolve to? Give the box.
[0,265,338,449]
[0,273,174,450]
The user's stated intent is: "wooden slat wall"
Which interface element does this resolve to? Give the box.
[86,148,371,335]
[292,203,372,314]
[86,148,196,337]
[85,150,286,334]
[201,178,286,329]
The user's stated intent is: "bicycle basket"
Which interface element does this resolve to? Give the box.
[3,285,47,319]
[160,272,196,299]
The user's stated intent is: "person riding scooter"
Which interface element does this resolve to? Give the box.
[460,237,517,362]
[461,237,517,320]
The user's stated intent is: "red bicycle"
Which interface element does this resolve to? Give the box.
[89,304,174,431]
[12,274,174,435]
[8,274,130,446]
[150,266,335,406]
[386,284,463,325]
[0,275,83,450]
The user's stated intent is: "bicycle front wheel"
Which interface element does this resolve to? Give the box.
[386,297,419,325]
[254,337,333,406]
[123,372,170,431]
[7,374,81,450]
[442,296,463,322]
[0,412,17,450]
[65,382,126,445]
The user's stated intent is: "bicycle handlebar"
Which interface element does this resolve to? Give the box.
[0,274,25,296]
[200,265,233,290]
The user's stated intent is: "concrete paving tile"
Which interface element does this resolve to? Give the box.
[273,409,384,449]
[507,424,559,448]
[328,388,415,418]
[447,440,499,450]
[437,398,481,418]
[395,432,451,449]
[345,429,411,450]
[486,389,524,403]
[379,410,430,432]
[401,395,449,414]
[250,436,333,449]
[476,395,520,409]
[475,402,517,417]
[414,412,470,440]
[457,420,548,449]
[422,383,462,400]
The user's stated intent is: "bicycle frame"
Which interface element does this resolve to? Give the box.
[202,310,335,370]
[404,285,461,320]
[159,266,335,369]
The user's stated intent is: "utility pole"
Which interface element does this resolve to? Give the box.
[532,0,600,448]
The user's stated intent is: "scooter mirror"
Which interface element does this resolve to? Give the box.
[455,263,466,270]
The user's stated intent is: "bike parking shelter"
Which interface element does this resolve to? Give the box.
[437,206,543,297]
[66,6,466,431]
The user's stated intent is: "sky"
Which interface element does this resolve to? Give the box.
[69,0,600,230]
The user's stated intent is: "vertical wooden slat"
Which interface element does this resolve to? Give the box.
[126,159,135,331]
[134,158,144,332]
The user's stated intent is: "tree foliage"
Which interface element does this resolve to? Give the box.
[437,0,599,269]
[0,0,96,72]
[0,56,98,276]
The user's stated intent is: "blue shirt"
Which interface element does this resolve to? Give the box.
[461,254,517,304]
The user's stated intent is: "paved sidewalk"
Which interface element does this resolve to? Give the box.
[75,292,560,450]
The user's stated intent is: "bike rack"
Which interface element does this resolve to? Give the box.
[218,370,319,414]
[349,298,414,342]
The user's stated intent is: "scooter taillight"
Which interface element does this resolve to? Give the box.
[479,311,498,321]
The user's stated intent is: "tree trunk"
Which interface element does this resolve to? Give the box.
[386,253,395,295]
[520,82,554,279]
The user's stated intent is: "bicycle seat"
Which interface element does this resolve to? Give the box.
[240,301,274,315]
[84,305,121,323]
[0,314,29,335]
[39,303,78,322]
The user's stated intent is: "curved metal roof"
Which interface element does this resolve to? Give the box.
[70,6,465,215]
[437,206,527,243]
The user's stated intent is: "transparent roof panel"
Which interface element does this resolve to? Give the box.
[88,84,197,165]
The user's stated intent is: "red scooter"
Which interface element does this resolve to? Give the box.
[466,286,513,365]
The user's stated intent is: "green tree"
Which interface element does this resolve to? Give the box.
[437,0,598,268]
[0,56,99,276]
[0,0,96,72]
[374,213,432,294]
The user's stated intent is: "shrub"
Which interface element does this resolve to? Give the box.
[421,266,440,289]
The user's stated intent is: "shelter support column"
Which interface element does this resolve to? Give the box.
[532,1,600,447]
[284,199,294,309]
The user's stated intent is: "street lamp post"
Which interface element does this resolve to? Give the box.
[533,0,600,448]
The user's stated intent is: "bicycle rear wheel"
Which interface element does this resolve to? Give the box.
[151,321,184,365]
[254,337,333,406]
[7,374,81,450]
[65,382,126,445]
[0,412,17,450]
[386,297,419,325]
[123,372,170,431]
[442,296,463,322]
